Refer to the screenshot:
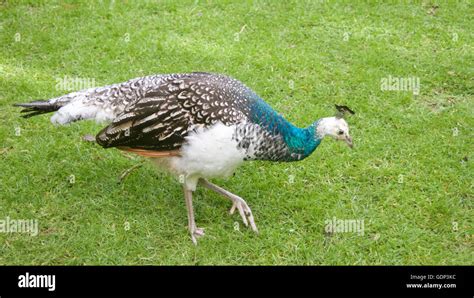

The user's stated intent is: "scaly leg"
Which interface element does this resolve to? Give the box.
[199,178,258,233]
[183,185,205,245]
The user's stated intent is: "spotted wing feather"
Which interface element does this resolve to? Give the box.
[96,73,252,151]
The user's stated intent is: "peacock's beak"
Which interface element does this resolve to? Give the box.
[345,136,353,149]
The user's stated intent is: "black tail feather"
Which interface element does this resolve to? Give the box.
[13,100,60,118]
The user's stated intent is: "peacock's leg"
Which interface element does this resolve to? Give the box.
[199,178,258,233]
[183,185,205,245]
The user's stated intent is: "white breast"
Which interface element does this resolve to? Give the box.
[153,122,246,190]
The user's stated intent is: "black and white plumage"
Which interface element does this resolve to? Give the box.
[15,72,354,244]
[96,73,251,151]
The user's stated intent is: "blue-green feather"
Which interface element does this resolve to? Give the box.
[248,95,321,161]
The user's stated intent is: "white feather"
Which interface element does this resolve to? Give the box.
[50,100,115,125]
[153,123,246,190]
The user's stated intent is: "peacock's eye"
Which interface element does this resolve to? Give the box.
[338,130,344,135]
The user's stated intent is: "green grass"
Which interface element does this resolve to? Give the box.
[0,0,472,265]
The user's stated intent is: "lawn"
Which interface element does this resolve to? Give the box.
[0,0,472,265]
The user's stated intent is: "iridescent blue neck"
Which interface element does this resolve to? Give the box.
[249,97,321,161]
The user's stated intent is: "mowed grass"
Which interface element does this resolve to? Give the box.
[0,0,472,265]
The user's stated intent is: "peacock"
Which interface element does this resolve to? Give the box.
[14,72,354,244]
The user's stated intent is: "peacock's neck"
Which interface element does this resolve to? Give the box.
[248,98,321,162]
[280,122,321,161]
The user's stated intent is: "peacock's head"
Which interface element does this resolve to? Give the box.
[315,105,355,148]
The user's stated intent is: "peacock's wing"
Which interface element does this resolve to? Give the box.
[95,73,254,151]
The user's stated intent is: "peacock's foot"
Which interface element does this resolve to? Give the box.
[198,178,259,234]
[190,227,205,245]
[230,197,258,233]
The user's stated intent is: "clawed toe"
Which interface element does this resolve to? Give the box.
[194,227,205,237]
[190,227,205,245]
[230,199,258,233]
[198,179,259,236]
